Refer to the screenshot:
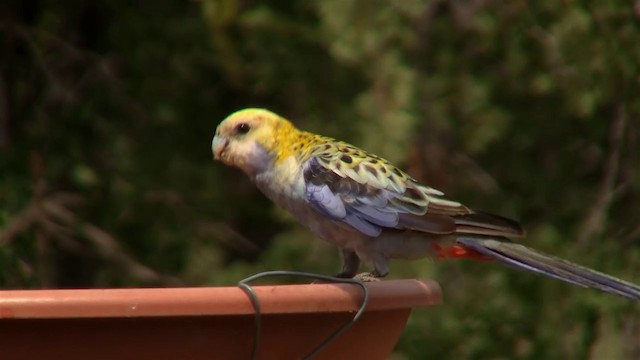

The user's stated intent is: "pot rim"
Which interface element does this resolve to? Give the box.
[0,279,441,319]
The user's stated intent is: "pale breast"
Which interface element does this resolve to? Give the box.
[253,156,367,250]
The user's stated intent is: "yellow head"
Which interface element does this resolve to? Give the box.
[212,108,299,176]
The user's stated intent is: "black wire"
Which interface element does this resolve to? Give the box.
[237,271,370,360]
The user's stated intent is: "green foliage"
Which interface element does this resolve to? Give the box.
[1,0,639,358]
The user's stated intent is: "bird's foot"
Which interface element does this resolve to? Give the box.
[353,272,381,282]
[311,271,356,284]
[333,271,357,279]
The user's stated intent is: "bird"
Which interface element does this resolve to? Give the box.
[211,108,640,300]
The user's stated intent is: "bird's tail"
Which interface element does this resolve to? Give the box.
[457,236,640,301]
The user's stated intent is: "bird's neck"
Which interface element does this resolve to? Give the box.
[270,128,328,165]
[253,155,307,211]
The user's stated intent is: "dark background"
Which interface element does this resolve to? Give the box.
[1,1,639,358]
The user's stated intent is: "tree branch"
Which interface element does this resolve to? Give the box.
[577,105,626,245]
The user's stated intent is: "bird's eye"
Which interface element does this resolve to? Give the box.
[235,123,251,134]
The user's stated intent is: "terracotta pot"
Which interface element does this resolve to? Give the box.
[0,279,441,360]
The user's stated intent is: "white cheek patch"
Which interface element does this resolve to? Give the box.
[233,142,274,175]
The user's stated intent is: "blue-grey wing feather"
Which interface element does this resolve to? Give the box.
[303,157,401,237]
[305,183,346,219]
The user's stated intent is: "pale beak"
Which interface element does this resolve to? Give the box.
[212,135,229,160]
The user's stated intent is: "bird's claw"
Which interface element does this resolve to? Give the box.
[353,272,381,282]
[311,272,356,284]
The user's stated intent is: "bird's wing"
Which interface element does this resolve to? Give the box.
[301,141,523,237]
